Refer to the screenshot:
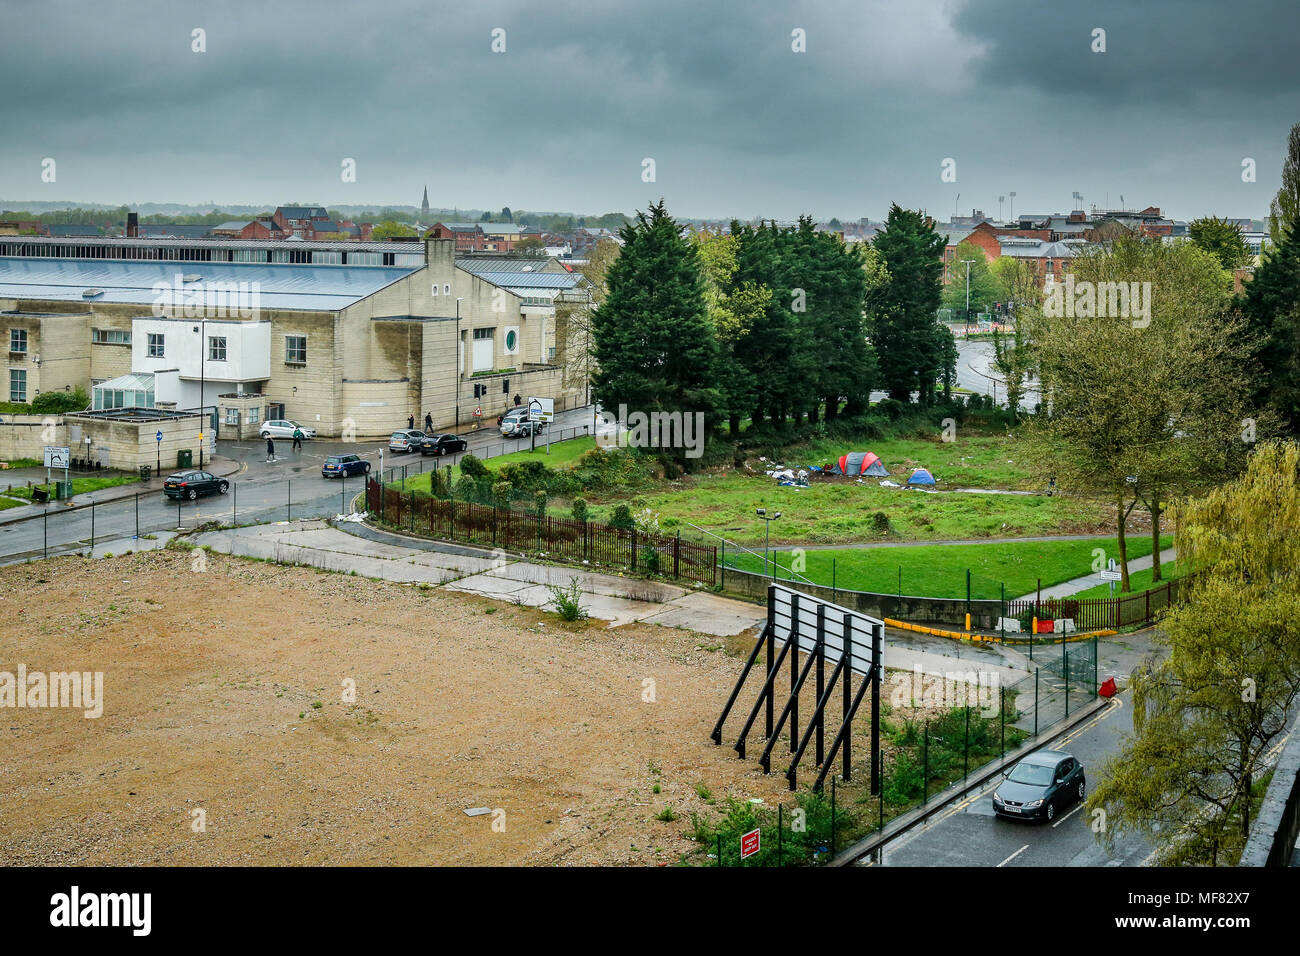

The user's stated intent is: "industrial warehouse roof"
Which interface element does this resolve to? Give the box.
[463,270,582,289]
[0,258,419,310]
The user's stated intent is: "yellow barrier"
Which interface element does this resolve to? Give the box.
[883,617,1116,645]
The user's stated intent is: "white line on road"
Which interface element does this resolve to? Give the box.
[1052,802,1084,828]
[997,844,1030,867]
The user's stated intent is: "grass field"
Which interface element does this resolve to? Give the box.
[721,535,1173,600]
[1071,561,1183,600]
[386,436,597,494]
[2,474,139,500]
[589,473,1108,545]
[787,430,1040,490]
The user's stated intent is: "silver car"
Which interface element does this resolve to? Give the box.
[389,430,425,452]
[260,419,317,440]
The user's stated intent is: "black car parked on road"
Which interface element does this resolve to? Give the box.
[163,470,229,500]
[992,749,1086,822]
[322,454,371,478]
[420,433,469,456]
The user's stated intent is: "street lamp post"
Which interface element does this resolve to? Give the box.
[961,259,975,334]
[454,296,464,429]
[529,398,542,453]
[756,508,781,578]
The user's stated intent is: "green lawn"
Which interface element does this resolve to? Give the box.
[1071,561,1183,600]
[791,430,1039,490]
[0,495,25,511]
[3,474,139,500]
[723,535,1173,600]
[587,472,1104,546]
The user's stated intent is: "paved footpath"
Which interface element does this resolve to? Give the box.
[1015,546,1178,602]
[192,518,1032,683]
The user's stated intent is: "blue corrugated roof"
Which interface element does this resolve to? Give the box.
[0,257,419,310]
[469,271,581,289]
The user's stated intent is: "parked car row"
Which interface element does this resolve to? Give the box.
[388,431,469,456]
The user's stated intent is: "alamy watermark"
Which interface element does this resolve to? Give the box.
[1043,274,1152,328]
[152,272,261,319]
[888,663,1000,718]
[1,664,103,718]
[594,404,705,458]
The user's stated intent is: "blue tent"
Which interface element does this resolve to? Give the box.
[907,468,936,486]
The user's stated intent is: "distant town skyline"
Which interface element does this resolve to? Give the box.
[2,0,1297,222]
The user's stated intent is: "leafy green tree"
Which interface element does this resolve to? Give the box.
[370,220,417,240]
[1189,216,1250,271]
[1269,122,1300,245]
[590,200,720,436]
[1031,237,1255,588]
[941,241,1001,319]
[867,204,947,402]
[1238,223,1300,435]
[1089,442,1300,865]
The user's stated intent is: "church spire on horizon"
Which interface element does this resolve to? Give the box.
[421,185,430,217]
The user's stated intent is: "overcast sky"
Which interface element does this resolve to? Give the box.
[2,0,1297,222]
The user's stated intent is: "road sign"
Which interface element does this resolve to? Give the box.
[156,430,163,443]
[527,396,555,423]
[1100,570,1122,581]
[740,827,761,860]
[43,446,70,468]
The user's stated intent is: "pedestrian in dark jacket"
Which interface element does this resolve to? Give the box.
[424,412,433,432]
[408,415,415,430]
[266,437,275,462]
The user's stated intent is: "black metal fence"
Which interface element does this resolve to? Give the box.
[1007,576,1191,632]
[366,478,717,584]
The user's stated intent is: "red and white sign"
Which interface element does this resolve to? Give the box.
[740,827,761,860]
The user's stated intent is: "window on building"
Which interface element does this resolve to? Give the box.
[225,407,239,425]
[285,335,307,365]
[472,328,494,340]
[247,407,261,425]
[148,332,165,357]
[208,336,227,361]
[9,369,26,403]
[9,329,27,353]
[92,328,132,345]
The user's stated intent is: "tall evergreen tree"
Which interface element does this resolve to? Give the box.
[590,200,720,428]
[1239,222,1300,435]
[1269,123,1300,246]
[867,204,947,401]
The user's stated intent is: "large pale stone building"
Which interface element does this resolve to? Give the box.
[0,235,588,438]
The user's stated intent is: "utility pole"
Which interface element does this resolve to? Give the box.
[1009,191,1016,222]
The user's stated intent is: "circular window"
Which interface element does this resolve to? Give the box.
[505,329,517,351]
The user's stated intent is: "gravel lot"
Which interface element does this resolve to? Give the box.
[0,547,824,866]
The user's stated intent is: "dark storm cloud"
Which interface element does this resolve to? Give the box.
[0,0,1295,220]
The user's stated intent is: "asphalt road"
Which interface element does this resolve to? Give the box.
[0,405,597,566]
[868,633,1163,867]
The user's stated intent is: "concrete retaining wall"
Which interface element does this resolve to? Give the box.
[1240,708,1300,867]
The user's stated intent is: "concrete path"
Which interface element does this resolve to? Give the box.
[190,518,1032,683]
[1014,546,1177,602]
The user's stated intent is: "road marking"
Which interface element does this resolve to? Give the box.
[997,844,1029,867]
[1052,802,1084,828]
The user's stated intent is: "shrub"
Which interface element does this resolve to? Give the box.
[533,489,548,517]
[546,576,588,621]
[608,503,635,530]
[454,474,478,502]
[31,387,88,415]
[458,453,490,481]
[570,497,589,523]
[428,467,449,498]
[492,480,513,508]
[871,511,892,534]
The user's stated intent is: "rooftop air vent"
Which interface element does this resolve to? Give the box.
[81,288,104,299]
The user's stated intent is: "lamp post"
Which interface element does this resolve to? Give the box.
[528,398,542,453]
[756,508,781,578]
[454,297,464,429]
[961,259,975,334]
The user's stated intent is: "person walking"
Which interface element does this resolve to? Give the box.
[424,412,433,433]
[408,414,415,430]
[292,425,304,452]
[265,436,275,462]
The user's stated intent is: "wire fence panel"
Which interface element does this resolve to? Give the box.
[1006,575,1191,632]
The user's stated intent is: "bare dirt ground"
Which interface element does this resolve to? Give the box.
[0,547,860,866]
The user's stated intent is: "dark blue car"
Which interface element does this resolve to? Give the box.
[321,454,371,479]
[992,750,1086,822]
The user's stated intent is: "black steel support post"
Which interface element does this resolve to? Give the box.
[787,652,848,791]
[815,605,826,768]
[870,622,882,796]
[734,636,794,761]
[758,631,821,774]
[712,624,769,743]
[812,661,875,793]
[789,594,800,753]
[765,587,776,740]
[843,618,853,781]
